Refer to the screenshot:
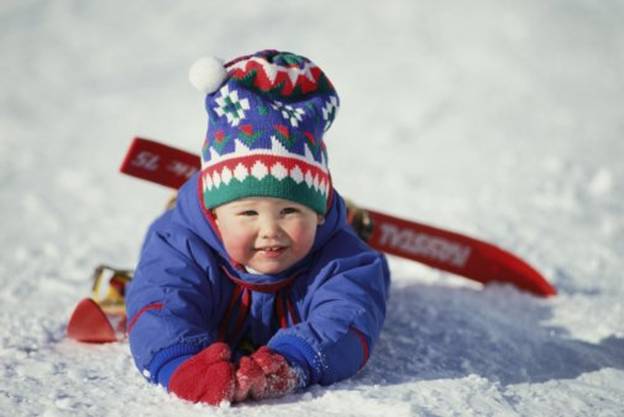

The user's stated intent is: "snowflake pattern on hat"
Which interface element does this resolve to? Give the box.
[271,101,306,127]
[196,50,340,214]
[213,86,250,127]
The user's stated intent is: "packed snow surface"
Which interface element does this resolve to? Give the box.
[1,1,623,416]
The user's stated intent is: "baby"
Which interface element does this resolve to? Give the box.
[126,49,390,405]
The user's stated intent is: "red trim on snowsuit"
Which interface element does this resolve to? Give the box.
[350,326,370,370]
[127,303,164,334]
[218,267,303,343]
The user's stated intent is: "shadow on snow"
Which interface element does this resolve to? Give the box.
[359,281,624,387]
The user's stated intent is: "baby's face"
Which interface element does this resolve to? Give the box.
[213,197,324,274]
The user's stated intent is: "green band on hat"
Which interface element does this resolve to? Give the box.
[204,175,327,214]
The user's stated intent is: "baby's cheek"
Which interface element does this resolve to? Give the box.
[223,234,252,258]
[291,227,317,250]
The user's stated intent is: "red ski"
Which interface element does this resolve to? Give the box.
[119,137,556,297]
[67,136,556,343]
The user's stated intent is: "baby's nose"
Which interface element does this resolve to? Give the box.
[259,218,282,239]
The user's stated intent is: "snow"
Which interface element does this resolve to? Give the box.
[1,0,623,416]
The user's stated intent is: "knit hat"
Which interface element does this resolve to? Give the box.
[190,50,340,214]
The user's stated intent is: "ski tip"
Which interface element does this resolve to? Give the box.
[67,298,118,343]
[512,256,557,298]
[499,252,557,297]
[525,278,557,297]
[539,281,558,297]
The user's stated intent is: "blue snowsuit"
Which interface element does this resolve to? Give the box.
[126,173,390,390]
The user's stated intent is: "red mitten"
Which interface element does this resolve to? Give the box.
[169,342,236,405]
[234,346,298,402]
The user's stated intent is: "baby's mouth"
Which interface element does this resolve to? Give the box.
[255,246,287,256]
[256,246,285,251]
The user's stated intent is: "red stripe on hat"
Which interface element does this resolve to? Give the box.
[228,59,323,96]
[202,154,329,182]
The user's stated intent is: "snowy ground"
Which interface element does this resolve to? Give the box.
[1,1,623,416]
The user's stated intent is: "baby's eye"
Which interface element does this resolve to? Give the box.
[281,207,300,215]
[239,210,258,216]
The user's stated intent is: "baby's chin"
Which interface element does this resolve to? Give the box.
[246,262,291,275]
[246,256,299,275]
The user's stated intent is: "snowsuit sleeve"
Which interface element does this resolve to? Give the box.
[125,208,225,387]
[268,229,391,387]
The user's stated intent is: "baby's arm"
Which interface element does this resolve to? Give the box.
[126,211,231,402]
[268,231,391,387]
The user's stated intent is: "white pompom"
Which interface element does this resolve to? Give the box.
[189,56,227,94]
